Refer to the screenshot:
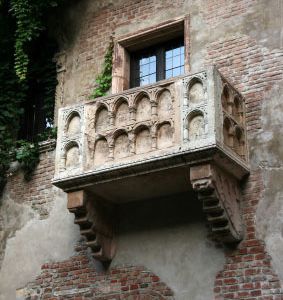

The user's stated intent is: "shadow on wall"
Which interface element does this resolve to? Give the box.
[114,191,226,300]
[117,191,205,233]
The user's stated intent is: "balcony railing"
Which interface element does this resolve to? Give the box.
[53,66,249,261]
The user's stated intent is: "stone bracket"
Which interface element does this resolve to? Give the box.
[190,163,243,243]
[67,190,115,261]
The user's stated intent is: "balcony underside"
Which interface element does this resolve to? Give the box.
[53,145,248,203]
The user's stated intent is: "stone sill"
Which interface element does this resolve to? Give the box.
[39,139,56,153]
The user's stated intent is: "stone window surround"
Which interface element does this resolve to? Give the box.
[112,16,190,94]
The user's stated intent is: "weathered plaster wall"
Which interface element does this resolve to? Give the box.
[114,193,225,300]
[254,83,283,282]
[0,151,80,300]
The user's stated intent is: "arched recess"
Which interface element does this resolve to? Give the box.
[187,111,205,141]
[233,95,243,124]
[157,122,173,149]
[94,138,109,166]
[115,98,130,126]
[135,93,151,122]
[223,117,234,148]
[66,112,81,135]
[221,85,231,113]
[157,89,172,120]
[95,105,109,132]
[135,125,151,154]
[188,78,205,104]
[65,141,80,169]
[114,130,130,159]
[234,126,245,158]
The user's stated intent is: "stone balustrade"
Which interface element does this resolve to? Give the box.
[54,66,247,181]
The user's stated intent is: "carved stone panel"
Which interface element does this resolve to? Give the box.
[233,95,244,124]
[136,96,151,122]
[65,145,80,169]
[189,81,204,104]
[67,114,81,135]
[157,123,173,149]
[188,114,205,141]
[115,101,129,126]
[157,90,172,120]
[223,117,234,148]
[114,133,130,159]
[95,107,109,132]
[94,139,109,166]
[234,126,245,158]
[135,128,151,154]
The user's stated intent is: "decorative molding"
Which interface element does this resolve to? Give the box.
[190,163,243,243]
[67,190,115,262]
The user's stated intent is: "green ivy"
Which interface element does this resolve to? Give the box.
[10,0,62,80]
[15,140,39,181]
[91,38,114,99]
[0,0,62,195]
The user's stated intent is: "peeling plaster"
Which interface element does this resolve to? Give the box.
[0,188,80,300]
[254,84,283,283]
[113,194,225,300]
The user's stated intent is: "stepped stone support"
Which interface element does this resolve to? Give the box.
[190,163,243,243]
[67,190,115,261]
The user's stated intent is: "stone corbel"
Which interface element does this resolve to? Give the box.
[190,163,243,243]
[67,190,115,262]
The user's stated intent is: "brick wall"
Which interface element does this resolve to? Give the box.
[23,242,173,300]
[205,33,283,300]
[6,147,56,219]
[200,0,257,27]
[61,0,186,104]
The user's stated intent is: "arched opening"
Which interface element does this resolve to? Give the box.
[221,85,230,112]
[65,142,80,169]
[223,118,234,148]
[157,122,173,149]
[66,112,81,135]
[94,138,109,166]
[188,79,204,104]
[114,132,130,159]
[157,90,172,119]
[188,112,205,141]
[115,100,130,126]
[95,106,109,132]
[135,95,151,122]
[233,96,243,124]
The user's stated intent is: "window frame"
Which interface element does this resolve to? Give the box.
[112,16,190,93]
[130,37,185,88]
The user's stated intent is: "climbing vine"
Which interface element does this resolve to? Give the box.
[11,0,62,80]
[0,0,63,195]
[91,38,114,99]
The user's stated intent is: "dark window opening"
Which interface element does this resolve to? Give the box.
[18,90,47,142]
[130,38,184,88]
[17,33,57,142]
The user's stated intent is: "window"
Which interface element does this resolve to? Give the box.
[130,38,185,87]
[112,17,189,93]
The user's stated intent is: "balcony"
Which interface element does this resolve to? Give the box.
[53,66,249,261]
